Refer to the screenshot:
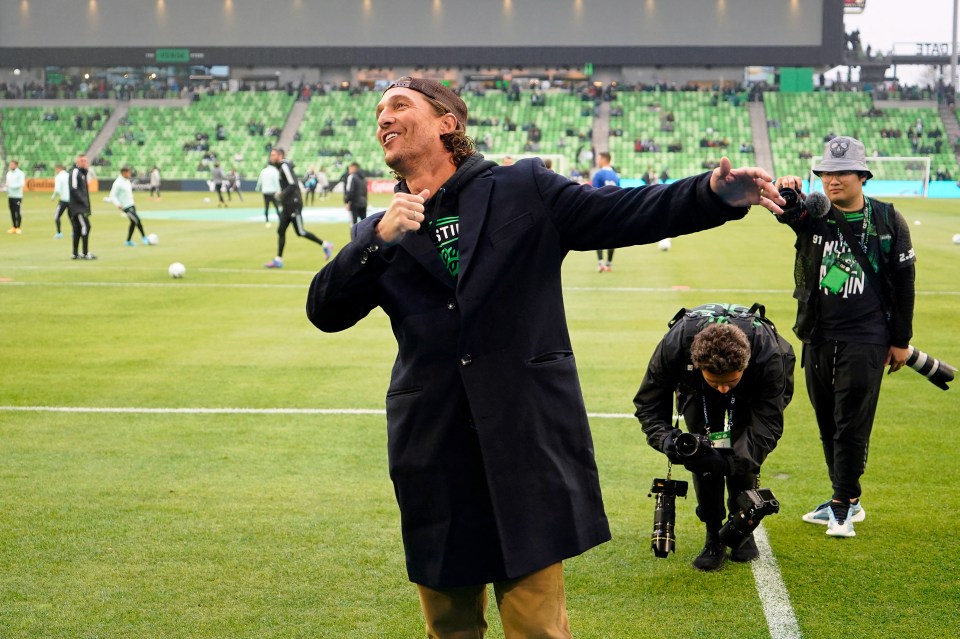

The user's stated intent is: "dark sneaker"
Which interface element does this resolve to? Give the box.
[730,533,760,562]
[692,534,726,571]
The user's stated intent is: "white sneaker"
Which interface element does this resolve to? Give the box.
[826,502,857,538]
[803,500,865,525]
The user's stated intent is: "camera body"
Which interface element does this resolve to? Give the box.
[648,477,688,558]
[718,487,780,549]
[674,431,712,460]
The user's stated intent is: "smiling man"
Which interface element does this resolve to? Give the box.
[775,136,917,539]
[635,305,795,571]
[306,77,786,637]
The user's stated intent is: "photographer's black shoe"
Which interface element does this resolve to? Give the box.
[692,534,726,571]
[730,534,760,562]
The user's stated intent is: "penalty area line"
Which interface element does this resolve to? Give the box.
[752,524,803,639]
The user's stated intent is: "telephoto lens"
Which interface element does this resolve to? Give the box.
[649,478,688,558]
[905,345,956,390]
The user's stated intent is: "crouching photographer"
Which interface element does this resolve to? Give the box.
[634,304,796,571]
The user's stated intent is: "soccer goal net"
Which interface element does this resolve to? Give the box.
[809,156,931,197]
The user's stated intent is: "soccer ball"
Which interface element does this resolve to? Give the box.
[168,262,186,279]
[953,233,960,245]
[658,238,672,251]
[146,233,159,245]
[203,197,211,203]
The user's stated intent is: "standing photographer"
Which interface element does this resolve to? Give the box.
[774,136,916,538]
[635,305,795,571]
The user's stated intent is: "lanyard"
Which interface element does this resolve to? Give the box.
[835,197,872,254]
[701,391,735,437]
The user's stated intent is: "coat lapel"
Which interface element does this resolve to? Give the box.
[400,225,455,289]
[456,175,493,286]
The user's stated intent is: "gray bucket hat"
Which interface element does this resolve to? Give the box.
[812,136,873,179]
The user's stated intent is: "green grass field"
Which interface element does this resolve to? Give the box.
[1,190,958,638]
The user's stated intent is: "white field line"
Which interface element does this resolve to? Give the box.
[753,524,803,639]
[2,278,958,296]
[0,406,642,419]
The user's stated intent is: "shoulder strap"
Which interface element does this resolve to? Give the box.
[830,206,890,316]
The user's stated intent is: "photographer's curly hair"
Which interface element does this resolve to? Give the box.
[390,96,476,181]
[690,323,751,375]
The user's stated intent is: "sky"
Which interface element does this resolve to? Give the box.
[838,0,958,85]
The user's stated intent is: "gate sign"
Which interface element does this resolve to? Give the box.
[893,42,953,56]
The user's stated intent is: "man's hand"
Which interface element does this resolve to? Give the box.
[661,428,684,463]
[710,157,786,214]
[774,175,804,192]
[886,345,910,373]
[376,189,430,245]
[682,447,734,477]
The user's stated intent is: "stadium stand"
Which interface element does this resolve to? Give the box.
[0,106,109,175]
[0,87,957,187]
[104,91,296,181]
[289,91,384,179]
[607,90,755,180]
[764,92,959,181]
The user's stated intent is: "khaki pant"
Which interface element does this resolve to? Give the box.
[417,563,572,639]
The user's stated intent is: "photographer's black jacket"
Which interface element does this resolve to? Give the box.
[776,197,915,347]
[634,310,795,475]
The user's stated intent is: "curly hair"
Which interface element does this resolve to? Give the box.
[390,96,476,181]
[690,323,751,375]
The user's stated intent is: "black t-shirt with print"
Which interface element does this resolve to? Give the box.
[431,214,460,279]
[816,204,913,345]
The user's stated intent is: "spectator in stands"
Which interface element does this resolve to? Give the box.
[68,154,95,260]
[774,136,916,539]
[255,161,281,226]
[5,160,25,234]
[306,77,785,639]
[343,162,368,225]
[592,152,620,272]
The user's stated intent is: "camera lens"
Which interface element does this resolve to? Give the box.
[674,432,703,459]
[779,187,799,209]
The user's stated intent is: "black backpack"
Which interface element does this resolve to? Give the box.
[668,303,795,398]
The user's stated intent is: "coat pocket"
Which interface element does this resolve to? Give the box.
[526,350,574,367]
[489,212,534,245]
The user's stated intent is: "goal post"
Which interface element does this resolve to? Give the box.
[809,156,931,198]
